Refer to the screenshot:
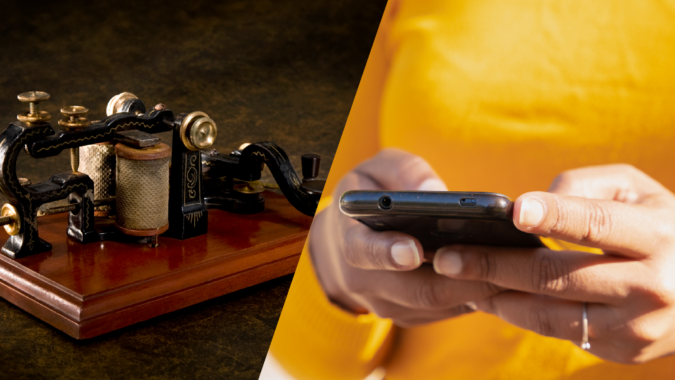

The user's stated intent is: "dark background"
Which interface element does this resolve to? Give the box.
[0,0,386,378]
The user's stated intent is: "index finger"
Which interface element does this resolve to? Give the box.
[433,244,643,303]
[334,148,447,195]
[514,192,670,258]
[548,164,668,203]
[363,265,503,311]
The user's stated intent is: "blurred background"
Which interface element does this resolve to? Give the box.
[0,0,386,378]
[1,0,386,190]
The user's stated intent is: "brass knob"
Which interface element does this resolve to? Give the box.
[58,106,92,130]
[180,111,217,151]
[0,204,20,236]
[106,92,139,116]
[17,91,52,123]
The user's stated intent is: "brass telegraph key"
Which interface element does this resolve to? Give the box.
[0,90,325,258]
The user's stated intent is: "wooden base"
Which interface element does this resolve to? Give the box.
[0,192,311,339]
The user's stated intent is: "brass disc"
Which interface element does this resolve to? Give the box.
[180,111,217,151]
[59,117,91,129]
[17,111,52,123]
[233,181,265,194]
[1,204,20,236]
[191,117,217,150]
[59,105,91,129]
[17,91,50,102]
[61,105,89,116]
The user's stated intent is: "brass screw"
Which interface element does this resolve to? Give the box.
[59,106,92,173]
[17,91,52,124]
[70,149,80,174]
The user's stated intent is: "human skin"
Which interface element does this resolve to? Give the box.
[313,149,675,363]
[434,164,675,364]
[309,148,502,327]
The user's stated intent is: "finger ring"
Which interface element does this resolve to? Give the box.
[581,302,590,350]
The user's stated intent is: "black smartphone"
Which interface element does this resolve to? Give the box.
[339,191,543,250]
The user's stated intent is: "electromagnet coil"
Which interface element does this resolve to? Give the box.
[114,143,171,236]
[79,142,116,216]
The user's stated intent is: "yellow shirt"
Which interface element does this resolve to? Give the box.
[269,1,675,378]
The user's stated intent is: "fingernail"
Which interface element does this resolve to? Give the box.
[433,249,463,276]
[417,178,448,191]
[465,301,478,311]
[519,198,545,227]
[391,240,420,267]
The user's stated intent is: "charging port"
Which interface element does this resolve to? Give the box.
[378,195,393,210]
[459,198,477,207]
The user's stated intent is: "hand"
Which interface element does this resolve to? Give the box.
[433,164,675,363]
[310,148,502,327]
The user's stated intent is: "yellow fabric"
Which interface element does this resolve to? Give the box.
[381,0,675,197]
[270,196,395,380]
[270,0,675,378]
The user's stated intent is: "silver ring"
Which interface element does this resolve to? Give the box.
[581,302,590,350]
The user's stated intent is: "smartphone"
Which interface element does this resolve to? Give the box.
[339,191,543,250]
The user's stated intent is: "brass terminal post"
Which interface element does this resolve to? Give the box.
[58,106,92,173]
[17,91,52,124]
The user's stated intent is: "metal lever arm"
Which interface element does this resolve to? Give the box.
[26,109,175,158]
[202,142,323,216]
[238,142,319,216]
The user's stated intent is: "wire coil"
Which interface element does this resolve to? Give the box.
[114,143,171,236]
[79,143,116,216]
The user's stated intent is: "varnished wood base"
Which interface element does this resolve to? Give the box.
[0,192,310,339]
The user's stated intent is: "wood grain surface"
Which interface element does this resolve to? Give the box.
[0,192,311,339]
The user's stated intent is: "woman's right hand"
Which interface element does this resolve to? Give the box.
[309,148,503,327]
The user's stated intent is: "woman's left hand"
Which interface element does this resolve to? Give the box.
[433,164,675,364]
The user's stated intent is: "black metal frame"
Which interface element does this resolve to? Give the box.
[0,95,325,259]
[201,142,323,217]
